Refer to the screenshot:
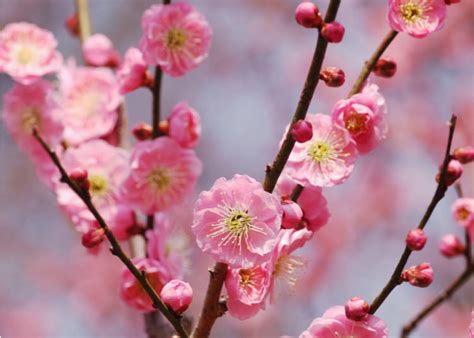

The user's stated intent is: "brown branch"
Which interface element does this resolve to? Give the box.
[347,30,398,97]
[75,0,92,43]
[368,114,457,314]
[262,0,342,194]
[33,130,189,338]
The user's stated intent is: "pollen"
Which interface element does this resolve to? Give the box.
[308,140,333,163]
[21,106,40,132]
[89,175,108,196]
[16,46,36,65]
[273,254,306,290]
[165,28,187,50]
[400,2,424,24]
[148,168,171,193]
[344,111,369,135]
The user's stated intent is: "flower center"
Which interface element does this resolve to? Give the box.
[308,140,334,163]
[21,106,41,132]
[16,46,37,65]
[400,2,424,23]
[77,91,101,118]
[89,175,108,196]
[148,168,171,192]
[239,269,255,288]
[458,207,470,221]
[166,28,187,50]
[273,254,306,290]
[225,209,252,236]
[344,111,369,136]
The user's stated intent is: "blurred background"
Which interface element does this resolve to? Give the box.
[0,0,473,337]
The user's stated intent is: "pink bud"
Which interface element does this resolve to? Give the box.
[406,229,427,251]
[160,279,193,314]
[373,58,397,78]
[439,234,465,258]
[70,168,90,191]
[281,200,304,229]
[132,122,153,141]
[401,263,434,288]
[295,2,323,29]
[83,34,121,68]
[168,103,201,148]
[445,0,461,4]
[436,159,463,186]
[319,67,345,87]
[65,14,79,37]
[291,120,313,143]
[81,228,106,248]
[321,21,345,43]
[453,146,474,164]
[344,297,369,321]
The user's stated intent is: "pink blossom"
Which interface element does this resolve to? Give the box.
[121,137,202,214]
[388,0,447,38]
[453,146,474,164]
[192,174,282,268]
[160,279,193,314]
[58,61,121,145]
[300,305,388,338]
[451,198,474,229]
[332,84,388,154]
[168,102,201,148]
[55,140,134,240]
[286,114,358,187]
[439,234,465,258]
[120,258,171,312]
[117,48,150,94]
[82,33,120,67]
[0,22,62,84]
[2,79,63,159]
[139,3,212,77]
[401,262,434,287]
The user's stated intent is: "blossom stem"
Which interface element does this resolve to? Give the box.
[75,0,92,43]
[347,30,398,97]
[32,130,189,338]
[262,0,342,194]
[368,115,457,314]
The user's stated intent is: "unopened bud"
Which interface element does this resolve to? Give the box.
[65,14,79,37]
[436,159,463,186]
[132,122,153,141]
[160,279,193,314]
[401,263,433,288]
[439,234,465,258]
[320,67,345,87]
[344,297,369,321]
[70,168,89,191]
[291,120,313,143]
[406,229,427,251]
[453,146,474,164]
[295,2,323,29]
[281,200,303,229]
[81,228,106,248]
[373,58,397,78]
[321,21,345,43]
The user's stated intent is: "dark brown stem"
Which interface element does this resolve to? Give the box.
[347,30,398,97]
[369,115,457,314]
[291,184,304,202]
[33,130,188,338]
[262,0,341,194]
[75,0,92,43]
[151,66,163,139]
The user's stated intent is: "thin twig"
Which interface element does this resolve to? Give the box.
[75,0,92,43]
[369,114,458,314]
[33,130,189,338]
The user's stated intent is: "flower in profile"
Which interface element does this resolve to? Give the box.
[0,22,62,84]
[117,48,150,94]
[332,84,388,154]
[286,114,358,187]
[56,140,134,240]
[192,174,282,268]
[120,258,171,312]
[167,102,201,148]
[82,33,120,67]
[388,0,447,38]
[160,279,193,314]
[58,61,121,145]
[401,262,434,287]
[139,2,212,77]
[121,137,202,215]
[300,305,388,338]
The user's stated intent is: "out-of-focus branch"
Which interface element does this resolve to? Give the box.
[369,114,458,314]
[33,130,189,338]
[75,0,92,43]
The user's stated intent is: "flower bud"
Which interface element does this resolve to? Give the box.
[320,67,345,87]
[70,168,90,191]
[281,200,304,229]
[406,229,427,251]
[83,34,120,68]
[436,159,463,186]
[81,227,105,248]
[401,263,433,288]
[295,2,323,29]
[321,22,345,43]
[373,58,397,78]
[291,120,313,143]
[439,234,465,258]
[160,279,193,314]
[65,14,79,37]
[132,122,153,141]
[168,103,201,148]
[159,120,170,135]
[453,146,474,164]
[344,297,369,321]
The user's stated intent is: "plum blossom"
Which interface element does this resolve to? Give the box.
[121,137,202,214]
[160,279,193,314]
[452,198,474,228]
[192,174,282,268]
[55,140,134,240]
[120,258,171,312]
[331,84,388,154]
[286,114,357,187]
[388,0,447,38]
[167,102,201,148]
[139,2,212,76]
[0,22,62,84]
[58,61,121,145]
[82,33,120,67]
[300,305,388,338]
[117,48,150,94]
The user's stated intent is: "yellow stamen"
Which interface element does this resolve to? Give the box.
[400,2,424,24]
[166,28,187,50]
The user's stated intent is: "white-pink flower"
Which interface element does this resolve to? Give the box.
[388,0,447,38]
[58,61,121,145]
[451,198,474,243]
[286,114,358,187]
[117,47,149,94]
[0,22,62,84]
[82,33,120,67]
[300,305,388,338]
[192,174,282,268]
[120,137,202,215]
[55,140,134,240]
[168,102,201,148]
[331,84,388,154]
[139,2,212,77]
